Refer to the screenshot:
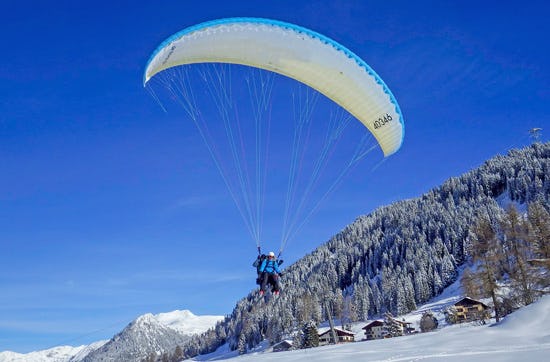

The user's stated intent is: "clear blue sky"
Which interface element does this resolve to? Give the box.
[1,0,548,353]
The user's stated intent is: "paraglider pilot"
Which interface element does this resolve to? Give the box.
[255,251,282,296]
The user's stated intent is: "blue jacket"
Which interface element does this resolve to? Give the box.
[259,258,281,274]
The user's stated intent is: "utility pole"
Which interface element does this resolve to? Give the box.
[324,301,338,344]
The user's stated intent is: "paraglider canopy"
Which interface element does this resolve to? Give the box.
[144,17,406,254]
[144,17,404,156]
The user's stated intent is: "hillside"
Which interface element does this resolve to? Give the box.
[193,294,550,361]
[178,142,549,358]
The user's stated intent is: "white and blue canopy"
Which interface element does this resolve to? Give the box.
[144,17,404,156]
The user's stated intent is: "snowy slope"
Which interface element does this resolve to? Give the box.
[0,310,223,362]
[0,342,108,362]
[193,295,550,361]
[0,346,89,362]
[65,341,109,362]
[153,310,223,335]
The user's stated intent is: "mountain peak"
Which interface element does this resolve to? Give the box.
[78,310,223,361]
[153,310,224,335]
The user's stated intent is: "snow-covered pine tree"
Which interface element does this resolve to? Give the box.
[383,312,403,337]
[171,345,183,361]
[291,331,302,350]
[341,292,357,330]
[237,333,246,355]
[301,320,319,348]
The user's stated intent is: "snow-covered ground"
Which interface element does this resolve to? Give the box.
[192,294,550,361]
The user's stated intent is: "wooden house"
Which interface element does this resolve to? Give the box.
[454,297,490,322]
[318,328,355,345]
[362,320,385,340]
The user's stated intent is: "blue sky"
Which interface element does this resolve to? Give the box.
[1,0,548,353]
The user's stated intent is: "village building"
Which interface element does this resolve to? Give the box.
[362,320,385,340]
[318,328,355,345]
[453,297,490,322]
[395,318,415,335]
[362,318,415,340]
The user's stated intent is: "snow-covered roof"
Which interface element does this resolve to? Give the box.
[454,297,489,308]
[273,340,293,347]
[362,320,384,329]
[318,328,355,337]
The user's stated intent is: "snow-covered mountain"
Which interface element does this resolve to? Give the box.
[0,310,223,362]
[80,310,224,362]
[79,314,188,362]
[0,345,95,362]
[0,341,108,362]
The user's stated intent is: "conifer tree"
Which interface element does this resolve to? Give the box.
[526,201,550,289]
[237,333,247,355]
[383,312,403,337]
[341,293,357,330]
[301,320,319,348]
[526,201,550,261]
[468,216,504,321]
[291,331,303,350]
[500,205,534,305]
[171,346,183,362]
